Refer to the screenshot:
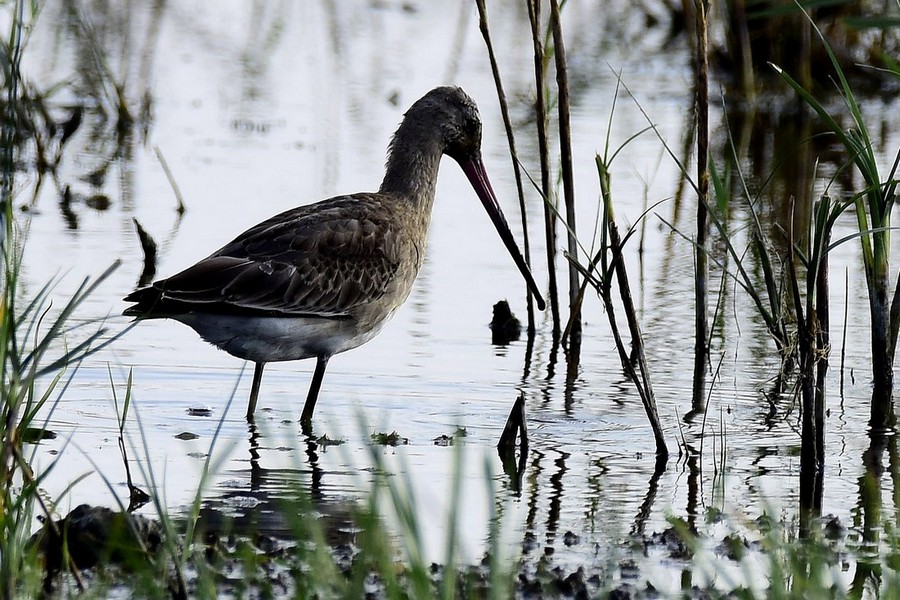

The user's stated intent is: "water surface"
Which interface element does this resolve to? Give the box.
[12,0,900,594]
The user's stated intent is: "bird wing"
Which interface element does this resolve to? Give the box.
[125,195,404,319]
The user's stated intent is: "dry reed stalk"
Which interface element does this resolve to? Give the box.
[692,0,710,406]
[597,158,668,458]
[527,0,561,339]
[153,146,186,214]
[841,268,848,395]
[549,0,580,354]
[497,392,528,452]
[815,228,829,467]
[474,0,537,335]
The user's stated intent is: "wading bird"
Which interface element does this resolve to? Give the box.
[124,86,545,429]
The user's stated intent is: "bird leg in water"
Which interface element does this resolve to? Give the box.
[301,355,330,431]
[247,362,266,420]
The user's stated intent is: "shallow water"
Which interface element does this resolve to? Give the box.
[9,0,900,594]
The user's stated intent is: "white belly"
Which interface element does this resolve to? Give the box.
[174,312,392,363]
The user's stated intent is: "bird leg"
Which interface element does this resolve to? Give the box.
[246,362,266,420]
[300,355,330,432]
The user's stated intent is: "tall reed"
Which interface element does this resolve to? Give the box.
[549,0,581,357]
[773,12,900,428]
[474,0,537,336]
[593,153,667,458]
[692,0,711,406]
[527,0,561,339]
[787,195,846,532]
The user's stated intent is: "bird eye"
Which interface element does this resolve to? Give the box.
[467,120,480,140]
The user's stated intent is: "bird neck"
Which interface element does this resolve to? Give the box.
[378,116,444,208]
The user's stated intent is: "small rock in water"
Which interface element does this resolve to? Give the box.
[85,194,111,211]
[619,558,640,580]
[823,514,845,539]
[186,406,213,417]
[491,300,521,345]
[175,431,199,440]
[556,568,587,598]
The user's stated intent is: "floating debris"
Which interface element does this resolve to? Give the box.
[186,406,213,417]
[371,431,408,446]
[315,434,345,447]
[563,531,581,547]
[21,427,57,443]
[175,431,199,440]
[433,427,466,446]
[84,193,111,211]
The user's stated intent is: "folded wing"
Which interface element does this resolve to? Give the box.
[124,195,402,320]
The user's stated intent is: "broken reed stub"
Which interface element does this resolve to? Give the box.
[497,392,528,453]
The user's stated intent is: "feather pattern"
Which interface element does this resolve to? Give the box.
[124,194,406,320]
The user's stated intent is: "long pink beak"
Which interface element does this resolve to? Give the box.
[459,156,546,311]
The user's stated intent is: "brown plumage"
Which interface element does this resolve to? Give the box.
[124,86,544,430]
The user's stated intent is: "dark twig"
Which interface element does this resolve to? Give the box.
[549,0,581,355]
[692,0,710,407]
[497,393,528,494]
[596,156,668,458]
[527,0,561,339]
[153,145,185,214]
[474,0,537,335]
[497,392,528,452]
[132,218,157,288]
[109,367,150,512]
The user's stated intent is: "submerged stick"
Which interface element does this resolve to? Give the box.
[132,218,157,288]
[497,392,528,453]
[497,394,529,492]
